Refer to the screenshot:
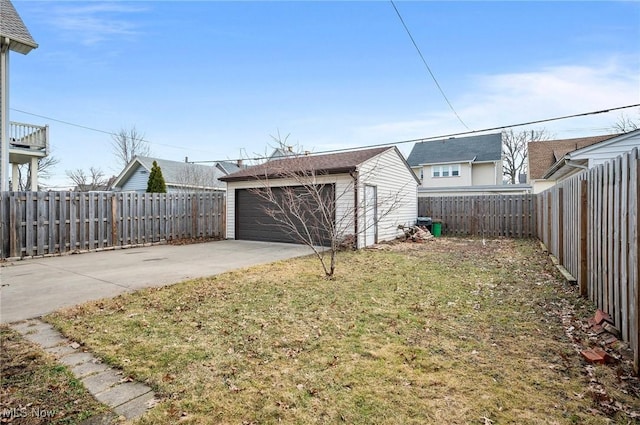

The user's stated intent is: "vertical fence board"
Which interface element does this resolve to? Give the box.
[535,148,639,373]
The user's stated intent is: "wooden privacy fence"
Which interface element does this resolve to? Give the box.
[418,194,536,238]
[0,191,226,259]
[537,147,639,372]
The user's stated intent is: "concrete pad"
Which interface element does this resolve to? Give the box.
[44,344,77,357]
[11,319,52,334]
[72,360,109,378]
[113,391,156,420]
[58,352,95,367]
[21,329,68,348]
[95,382,152,408]
[1,240,313,323]
[82,370,124,394]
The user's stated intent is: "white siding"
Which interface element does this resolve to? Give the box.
[225,175,355,240]
[358,149,418,247]
[575,134,640,168]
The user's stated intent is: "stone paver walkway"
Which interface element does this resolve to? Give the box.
[11,319,156,421]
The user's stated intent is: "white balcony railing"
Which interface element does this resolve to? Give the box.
[9,121,49,154]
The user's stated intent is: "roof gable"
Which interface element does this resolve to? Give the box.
[528,134,618,180]
[112,156,228,190]
[0,0,38,54]
[406,133,502,166]
[220,147,398,182]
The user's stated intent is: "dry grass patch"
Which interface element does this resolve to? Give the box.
[46,239,639,424]
[0,326,114,424]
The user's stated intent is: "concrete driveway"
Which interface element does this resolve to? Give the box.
[0,240,314,323]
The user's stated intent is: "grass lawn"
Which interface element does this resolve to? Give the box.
[45,239,639,424]
[0,326,114,424]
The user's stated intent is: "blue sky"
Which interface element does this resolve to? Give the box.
[8,0,640,188]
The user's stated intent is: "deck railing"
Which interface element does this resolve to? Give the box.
[9,121,49,153]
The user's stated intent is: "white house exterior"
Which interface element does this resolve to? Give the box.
[406,133,504,196]
[1,0,49,191]
[220,146,419,248]
[543,129,640,182]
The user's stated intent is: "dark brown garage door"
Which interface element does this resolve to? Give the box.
[235,185,334,245]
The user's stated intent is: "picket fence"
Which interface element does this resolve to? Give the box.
[0,191,225,259]
[537,147,639,372]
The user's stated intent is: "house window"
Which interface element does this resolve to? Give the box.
[432,165,460,178]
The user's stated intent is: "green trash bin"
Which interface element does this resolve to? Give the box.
[431,222,442,237]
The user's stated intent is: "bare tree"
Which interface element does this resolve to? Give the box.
[111,126,151,169]
[502,128,550,184]
[612,111,640,133]
[66,167,110,191]
[247,140,406,278]
[13,156,60,191]
[173,163,221,192]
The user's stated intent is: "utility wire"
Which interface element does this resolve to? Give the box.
[389,0,470,130]
[10,104,639,164]
[190,103,640,163]
[9,108,218,155]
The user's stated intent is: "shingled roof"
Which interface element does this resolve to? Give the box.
[406,133,502,166]
[112,156,231,190]
[220,147,393,182]
[528,134,618,180]
[0,0,38,54]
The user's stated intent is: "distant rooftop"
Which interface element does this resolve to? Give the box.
[406,133,502,166]
[527,134,618,180]
[220,147,393,182]
[0,0,38,54]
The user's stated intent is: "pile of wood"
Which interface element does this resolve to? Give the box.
[397,224,435,242]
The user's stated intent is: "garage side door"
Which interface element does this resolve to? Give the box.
[235,185,334,245]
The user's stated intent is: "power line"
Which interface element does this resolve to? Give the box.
[9,108,218,154]
[389,0,470,130]
[190,103,640,164]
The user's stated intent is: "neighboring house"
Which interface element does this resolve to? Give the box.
[527,133,628,193]
[219,146,419,248]
[0,0,49,191]
[111,156,240,193]
[542,129,640,184]
[406,133,506,197]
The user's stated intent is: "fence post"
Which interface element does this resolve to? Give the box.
[546,192,552,249]
[633,155,640,374]
[558,188,564,264]
[580,180,588,297]
[9,192,18,258]
[111,194,118,246]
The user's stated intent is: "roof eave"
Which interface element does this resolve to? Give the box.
[7,38,38,54]
[220,167,357,183]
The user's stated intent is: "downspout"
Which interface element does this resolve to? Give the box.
[350,169,359,249]
[469,156,476,186]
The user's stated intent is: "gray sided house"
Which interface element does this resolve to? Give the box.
[111,156,240,193]
[220,146,419,248]
[407,133,509,196]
